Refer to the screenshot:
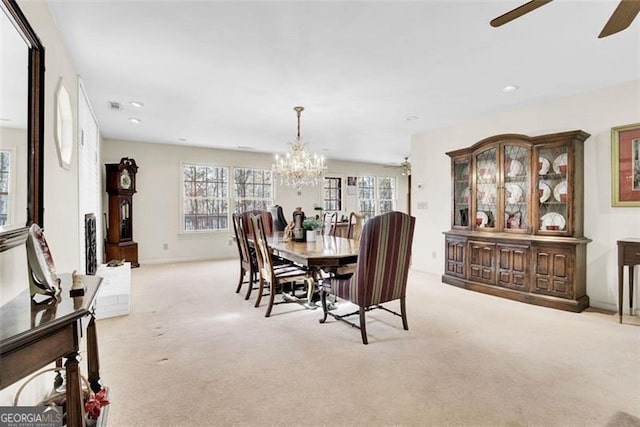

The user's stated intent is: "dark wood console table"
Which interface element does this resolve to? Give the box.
[617,238,640,323]
[0,274,103,426]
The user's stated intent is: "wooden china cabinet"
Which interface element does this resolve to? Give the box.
[443,130,591,312]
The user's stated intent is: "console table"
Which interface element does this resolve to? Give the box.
[0,274,103,426]
[617,238,640,323]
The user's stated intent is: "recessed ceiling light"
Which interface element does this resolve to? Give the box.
[129,101,144,108]
[128,117,141,124]
[502,85,519,93]
[406,115,419,121]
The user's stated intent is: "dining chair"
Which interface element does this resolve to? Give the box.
[319,211,416,344]
[270,205,288,232]
[232,212,257,299]
[251,214,314,317]
[242,209,274,238]
[347,211,364,241]
[322,211,338,236]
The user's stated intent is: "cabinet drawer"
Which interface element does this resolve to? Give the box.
[623,250,640,265]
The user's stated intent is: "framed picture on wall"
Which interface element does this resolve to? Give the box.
[611,123,640,207]
[347,176,357,195]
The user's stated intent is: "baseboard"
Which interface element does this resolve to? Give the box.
[140,255,236,265]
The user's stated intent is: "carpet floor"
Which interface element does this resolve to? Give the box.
[94,259,640,426]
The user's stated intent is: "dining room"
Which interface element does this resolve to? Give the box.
[1,0,639,425]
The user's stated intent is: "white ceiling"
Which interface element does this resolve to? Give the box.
[46,0,640,166]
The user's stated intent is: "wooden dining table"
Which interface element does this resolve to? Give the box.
[249,232,360,309]
[267,233,359,270]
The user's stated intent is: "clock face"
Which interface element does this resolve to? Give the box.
[120,169,132,189]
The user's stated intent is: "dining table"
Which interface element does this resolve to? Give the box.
[250,232,360,309]
[268,233,359,269]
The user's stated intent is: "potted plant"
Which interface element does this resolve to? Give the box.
[303,218,323,242]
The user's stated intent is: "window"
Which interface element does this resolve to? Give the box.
[357,176,396,220]
[234,168,273,212]
[323,177,342,211]
[0,150,10,226]
[183,164,229,231]
[378,177,396,214]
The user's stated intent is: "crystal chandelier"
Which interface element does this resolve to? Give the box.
[272,106,326,194]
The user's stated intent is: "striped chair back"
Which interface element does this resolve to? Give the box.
[349,211,415,306]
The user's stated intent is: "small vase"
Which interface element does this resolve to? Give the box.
[306,230,316,242]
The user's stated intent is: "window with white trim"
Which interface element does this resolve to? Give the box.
[0,150,10,226]
[234,168,273,212]
[357,176,396,220]
[378,176,396,214]
[323,177,342,211]
[183,164,229,231]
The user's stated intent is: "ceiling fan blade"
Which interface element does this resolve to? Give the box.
[598,0,640,38]
[490,0,553,28]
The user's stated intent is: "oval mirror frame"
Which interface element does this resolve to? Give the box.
[0,0,45,252]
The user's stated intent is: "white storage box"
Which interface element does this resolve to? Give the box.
[94,262,131,319]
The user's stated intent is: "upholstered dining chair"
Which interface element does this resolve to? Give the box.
[270,205,288,232]
[251,214,314,317]
[319,211,416,344]
[347,211,364,241]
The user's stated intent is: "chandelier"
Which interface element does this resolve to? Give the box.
[400,157,411,176]
[272,106,326,194]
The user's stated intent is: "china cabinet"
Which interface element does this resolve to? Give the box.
[443,130,591,312]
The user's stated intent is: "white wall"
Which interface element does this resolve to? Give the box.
[411,79,640,312]
[102,139,408,264]
[20,0,81,273]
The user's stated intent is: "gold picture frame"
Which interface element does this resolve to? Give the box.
[611,123,640,207]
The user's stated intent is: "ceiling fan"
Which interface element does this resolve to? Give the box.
[384,157,411,175]
[490,0,640,38]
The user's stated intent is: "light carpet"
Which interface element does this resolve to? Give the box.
[93,259,640,426]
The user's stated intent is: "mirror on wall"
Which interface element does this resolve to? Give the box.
[0,0,45,245]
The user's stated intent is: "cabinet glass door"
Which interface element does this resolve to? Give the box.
[503,144,530,231]
[453,159,470,227]
[475,148,497,229]
[537,146,568,232]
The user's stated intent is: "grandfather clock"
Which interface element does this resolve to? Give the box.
[105,157,139,267]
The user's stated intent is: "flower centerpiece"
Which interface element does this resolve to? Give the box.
[302,218,323,242]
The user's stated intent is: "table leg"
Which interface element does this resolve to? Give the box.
[87,314,102,392]
[306,277,315,307]
[618,263,624,323]
[630,266,635,317]
[65,352,85,427]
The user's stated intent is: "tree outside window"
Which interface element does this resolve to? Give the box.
[0,150,10,226]
[323,177,342,211]
[183,164,229,231]
[234,168,273,212]
[357,176,396,220]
